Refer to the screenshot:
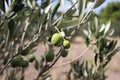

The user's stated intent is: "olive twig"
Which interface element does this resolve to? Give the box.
[35,48,62,80]
[52,45,91,68]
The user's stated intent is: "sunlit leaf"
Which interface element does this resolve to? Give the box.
[45,3,54,13]
[99,24,105,32]
[60,0,64,14]
[94,17,98,29]
[83,30,88,36]
[108,29,114,36]
[58,19,78,28]
[79,0,87,22]
[104,21,111,33]
[51,1,60,20]
[6,0,9,5]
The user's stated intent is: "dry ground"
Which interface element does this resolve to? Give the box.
[25,37,120,80]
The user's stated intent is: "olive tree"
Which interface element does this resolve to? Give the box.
[0,0,118,80]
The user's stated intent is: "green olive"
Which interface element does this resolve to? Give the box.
[28,54,35,62]
[51,33,62,45]
[63,40,70,49]
[61,49,68,57]
[45,50,55,62]
[21,60,29,68]
[21,48,30,56]
[11,56,23,68]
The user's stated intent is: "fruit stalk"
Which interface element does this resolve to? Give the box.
[35,48,62,80]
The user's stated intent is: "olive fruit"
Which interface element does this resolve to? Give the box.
[11,56,23,68]
[28,54,35,62]
[61,49,68,57]
[45,50,55,62]
[63,40,70,49]
[21,48,30,56]
[21,60,29,68]
[51,33,62,45]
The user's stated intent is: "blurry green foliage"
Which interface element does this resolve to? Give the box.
[100,2,120,23]
[99,2,120,36]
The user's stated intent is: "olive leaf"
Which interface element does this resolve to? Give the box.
[8,19,15,40]
[51,1,60,21]
[12,4,24,13]
[34,59,39,70]
[94,53,98,65]
[65,9,76,17]
[0,0,5,12]
[107,40,117,52]
[29,7,40,24]
[41,0,50,9]
[94,0,105,8]
[2,54,10,65]
[6,0,9,5]
[58,19,78,28]
[85,37,90,47]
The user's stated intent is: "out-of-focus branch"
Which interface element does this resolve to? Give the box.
[52,45,91,68]
[35,48,62,80]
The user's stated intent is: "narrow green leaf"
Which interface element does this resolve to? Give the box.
[51,1,60,20]
[85,37,90,47]
[34,59,39,70]
[41,0,50,9]
[60,0,64,14]
[45,3,54,13]
[65,9,76,17]
[97,39,104,52]
[79,0,87,22]
[94,0,105,8]
[6,0,9,5]
[104,21,111,33]
[2,54,10,65]
[94,53,98,65]
[8,19,15,40]
[38,3,54,30]
[107,40,114,51]
[58,19,78,28]
[83,30,89,36]
[99,24,105,32]
[13,4,24,13]
[99,52,104,63]
[94,17,98,30]
[108,29,114,36]
[29,7,40,24]
[0,0,5,12]
[108,40,117,52]
[64,1,78,16]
